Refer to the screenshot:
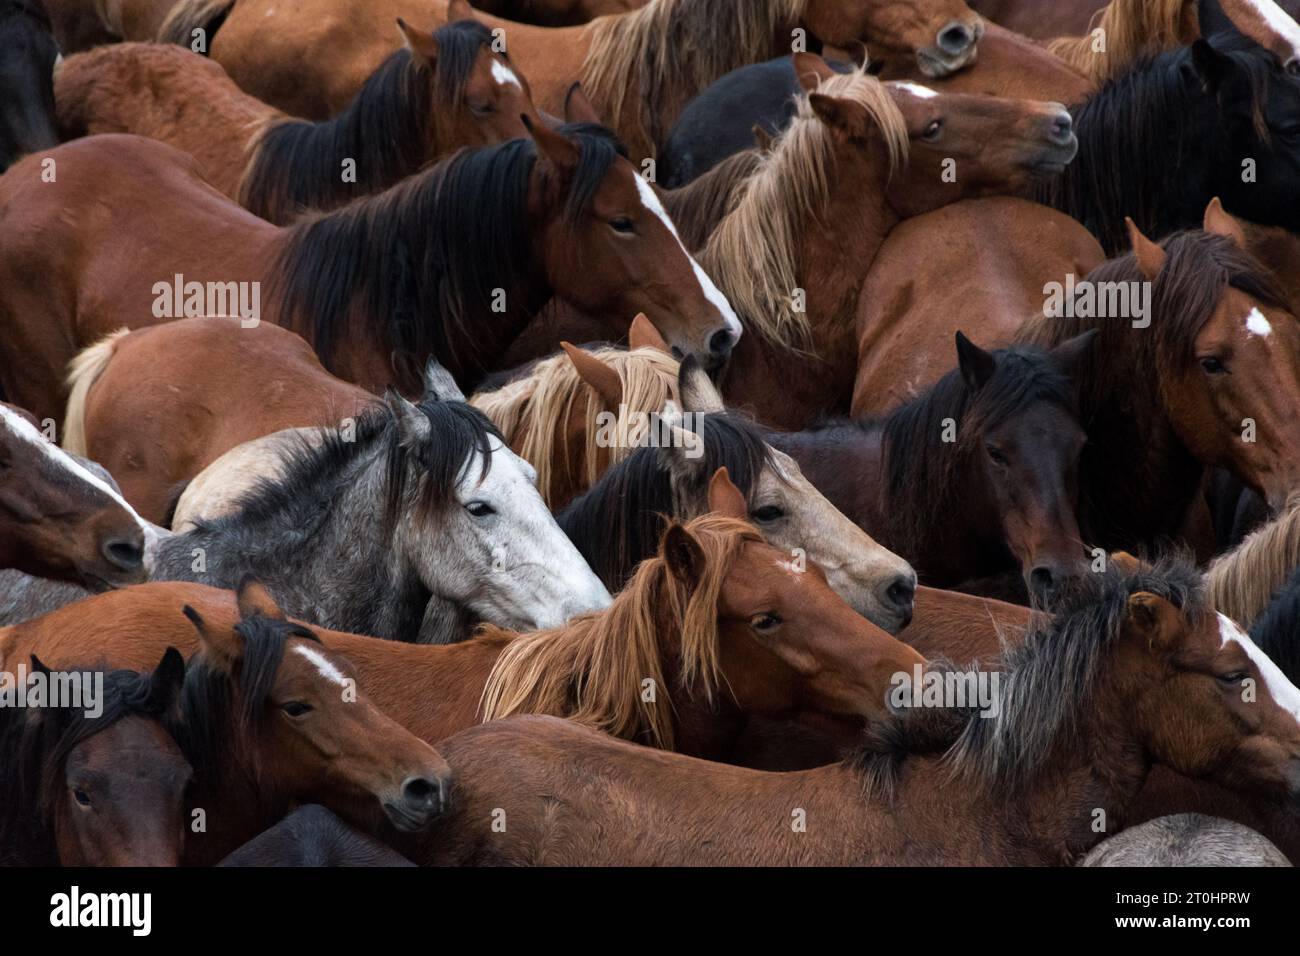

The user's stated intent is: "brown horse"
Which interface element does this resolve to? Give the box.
[56,12,541,224]
[0,121,738,424]
[0,402,156,588]
[0,472,929,764]
[851,198,1104,416]
[702,57,1078,428]
[162,0,982,158]
[0,649,190,865]
[405,560,1300,865]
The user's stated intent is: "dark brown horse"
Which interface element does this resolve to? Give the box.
[0,649,190,866]
[407,560,1300,865]
[0,0,58,173]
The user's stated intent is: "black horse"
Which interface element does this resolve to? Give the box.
[0,0,59,173]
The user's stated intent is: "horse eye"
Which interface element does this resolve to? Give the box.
[1217,671,1248,685]
[1200,356,1227,375]
[750,613,782,632]
[751,505,784,522]
[469,101,495,116]
[985,444,1009,466]
[72,786,91,807]
[281,701,313,718]
[922,119,943,141]
[466,501,495,517]
[609,217,635,234]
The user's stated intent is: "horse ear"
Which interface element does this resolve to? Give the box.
[236,574,287,622]
[653,400,706,482]
[1195,0,1239,43]
[677,354,725,414]
[793,52,836,94]
[1109,551,1150,575]
[661,522,706,588]
[396,18,439,65]
[422,358,465,403]
[1126,217,1167,280]
[385,390,431,447]
[446,0,477,23]
[1124,591,1184,653]
[28,654,51,677]
[808,92,869,139]
[524,114,580,178]
[707,467,748,520]
[561,342,623,410]
[564,83,602,125]
[1048,329,1098,377]
[1203,197,1247,248]
[628,312,671,354]
[183,604,244,669]
[954,331,996,392]
[150,647,186,712]
[1189,37,1232,92]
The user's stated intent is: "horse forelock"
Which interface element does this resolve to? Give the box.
[700,67,907,351]
[478,512,758,749]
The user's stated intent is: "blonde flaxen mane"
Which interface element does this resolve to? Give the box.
[1206,492,1300,629]
[469,345,680,507]
[698,67,908,350]
[1047,0,1197,86]
[478,514,761,749]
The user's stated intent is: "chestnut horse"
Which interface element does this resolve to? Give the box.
[0,479,930,765]
[0,649,189,865]
[0,403,156,589]
[695,59,1077,428]
[774,333,1094,604]
[0,0,58,173]
[0,123,738,424]
[406,561,1300,865]
[1014,217,1300,554]
[56,14,541,224]
[161,0,982,157]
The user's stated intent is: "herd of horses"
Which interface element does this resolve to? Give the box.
[6,0,1300,868]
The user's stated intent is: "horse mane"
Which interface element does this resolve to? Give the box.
[470,345,680,507]
[175,615,319,781]
[698,66,907,351]
[1246,563,1300,683]
[1044,32,1278,252]
[0,662,178,863]
[478,513,761,749]
[239,21,498,223]
[852,559,1206,798]
[557,409,776,589]
[662,147,766,252]
[268,122,625,381]
[183,398,500,548]
[1046,0,1196,87]
[1206,493,1300,629]
[580,0,803,151]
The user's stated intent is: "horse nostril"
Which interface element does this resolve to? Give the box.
[1029,566,1057,600]
[401,775,441,813]
[1049,112,1073,145]
[937,22,973,56]
[102,537,144,572]
[884,575,915,614]
[708,328,735,359]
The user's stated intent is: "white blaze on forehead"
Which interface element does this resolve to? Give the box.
[891,81,939,100]
[490,59,522,90]
[633,174,743,340]
[294,644,349,688]
[1218,613,1300,723]
[1245,0,1300,58]
[0,405,154,538]
[1245,307,1273,338]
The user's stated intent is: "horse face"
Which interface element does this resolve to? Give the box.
[55,716,190,867]
[1166,287,1300,510]
[534,147,742,371]
[0,406,153,589]
[1128,598,1300,803]
[256,636,453,833]
[409,438,610,630]
[804,0,982,78]
[714,538,927,723]
[438,48,537,152]
[886,83,1077,213]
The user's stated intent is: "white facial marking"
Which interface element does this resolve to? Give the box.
[294,644,349,688]
[1245,0,1300,59]
[1218,613,1300,724]
[891,81,939,100]
[1245,307,1273,338]
[490,59,521,90]
[633,174,743,340]
[0,405,156,545]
